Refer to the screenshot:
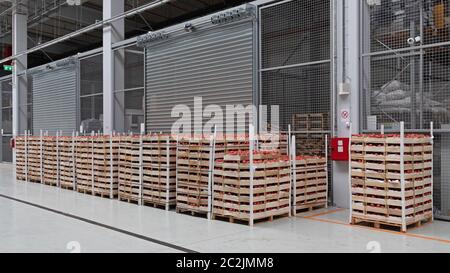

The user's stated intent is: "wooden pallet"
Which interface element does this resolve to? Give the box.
[177,183,210,216]
[92,136,119,199]
[75,136,94,194]
[25,136,42,183]
[294,203,327,214]
[351,214,433,232]
[117,134,178,209]
[295,133,327,156]
[142,135,177,209]
[42,137,58,186]
[293,156,328,214]
[292,113,329,132]
[176,206,209,218]
[74,135,119,198]
[176,138,214,215]
[212,151,291,225]
[15,137,27,181]
[212,211,290,225]
[350,133,433,232]
[59,136,76,190]
[118,135,141,203]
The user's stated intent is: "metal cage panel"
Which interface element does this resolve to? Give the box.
[259,0,333,202]
[361,0,450,218]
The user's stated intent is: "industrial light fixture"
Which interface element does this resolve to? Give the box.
[137,31,169,47]
[211,5,254,25]
[407,36,422,46]
[184,23,195,32]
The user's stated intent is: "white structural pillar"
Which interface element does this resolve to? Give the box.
[333,0,360,208]
[103,0,125,134]
[113,48,126,133]
[12,0,28,163]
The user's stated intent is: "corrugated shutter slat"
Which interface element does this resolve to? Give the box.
[145,21,254,133]
[32,66,78,135]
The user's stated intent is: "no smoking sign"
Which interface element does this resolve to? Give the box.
[341,109,350,123]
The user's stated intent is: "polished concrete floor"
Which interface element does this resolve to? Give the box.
[0,163,449,253]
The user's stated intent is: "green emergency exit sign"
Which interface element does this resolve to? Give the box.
[3,65,13,71]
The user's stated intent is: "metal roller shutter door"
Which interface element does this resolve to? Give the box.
[32,65,78,135]
[145,20,255,133]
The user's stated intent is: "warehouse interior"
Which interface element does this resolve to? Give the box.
[0,0,450,253]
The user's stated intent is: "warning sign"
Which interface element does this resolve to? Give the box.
[341,109,350,123]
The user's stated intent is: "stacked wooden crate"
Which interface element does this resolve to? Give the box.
[292,155,327,213]
[214,134,250,159]
[76,136,93,194]
[295,134,326,156]
[292,113,328,132]
[42,136,58,186]
[213,150,291,225]
[176,137,213,216]
[259,133,288,153]
[27,136,42,183]
[59,136,76,190]
[118,135,141,203]
[92,136,119,198]
[350,133,433,232]
[142,134,177,209]
[15,136,27,181]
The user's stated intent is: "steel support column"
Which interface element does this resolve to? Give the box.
[12,1,27,163]
[332,0,360,208]
[103,0,124,134]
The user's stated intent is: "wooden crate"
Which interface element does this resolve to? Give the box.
[92,136,119,198]
[42,137,58,186]
[118,135,141,203]
[76,136,94,194]
[176,134,288,218]
[15,136,27,181]
[258,133,288,153]
[292,113,328,132]
[75,136,119,198]
[176,137,213,216]
[142,134,177,209]
[292,114,309,131]
[292,156,328,214]
[295,133,327,156]
[59,136,76,190]
[26,136,42,183]
[350,133,433,232]
[212,151,291,225]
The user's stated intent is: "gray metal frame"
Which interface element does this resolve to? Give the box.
[257,0,336,203]
[257,0,334,134]
[79,52,103,133]
[0,75,13,163]
[360,2,450,133]
[359,1,450,219]
[112,43,145,134]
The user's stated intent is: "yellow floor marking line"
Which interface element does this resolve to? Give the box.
[302,208,347,219]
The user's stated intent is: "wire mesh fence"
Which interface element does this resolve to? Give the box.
[362,0,450,217]
[260,0,330,69]
[260,0,332,204]
[0,77,13,162]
